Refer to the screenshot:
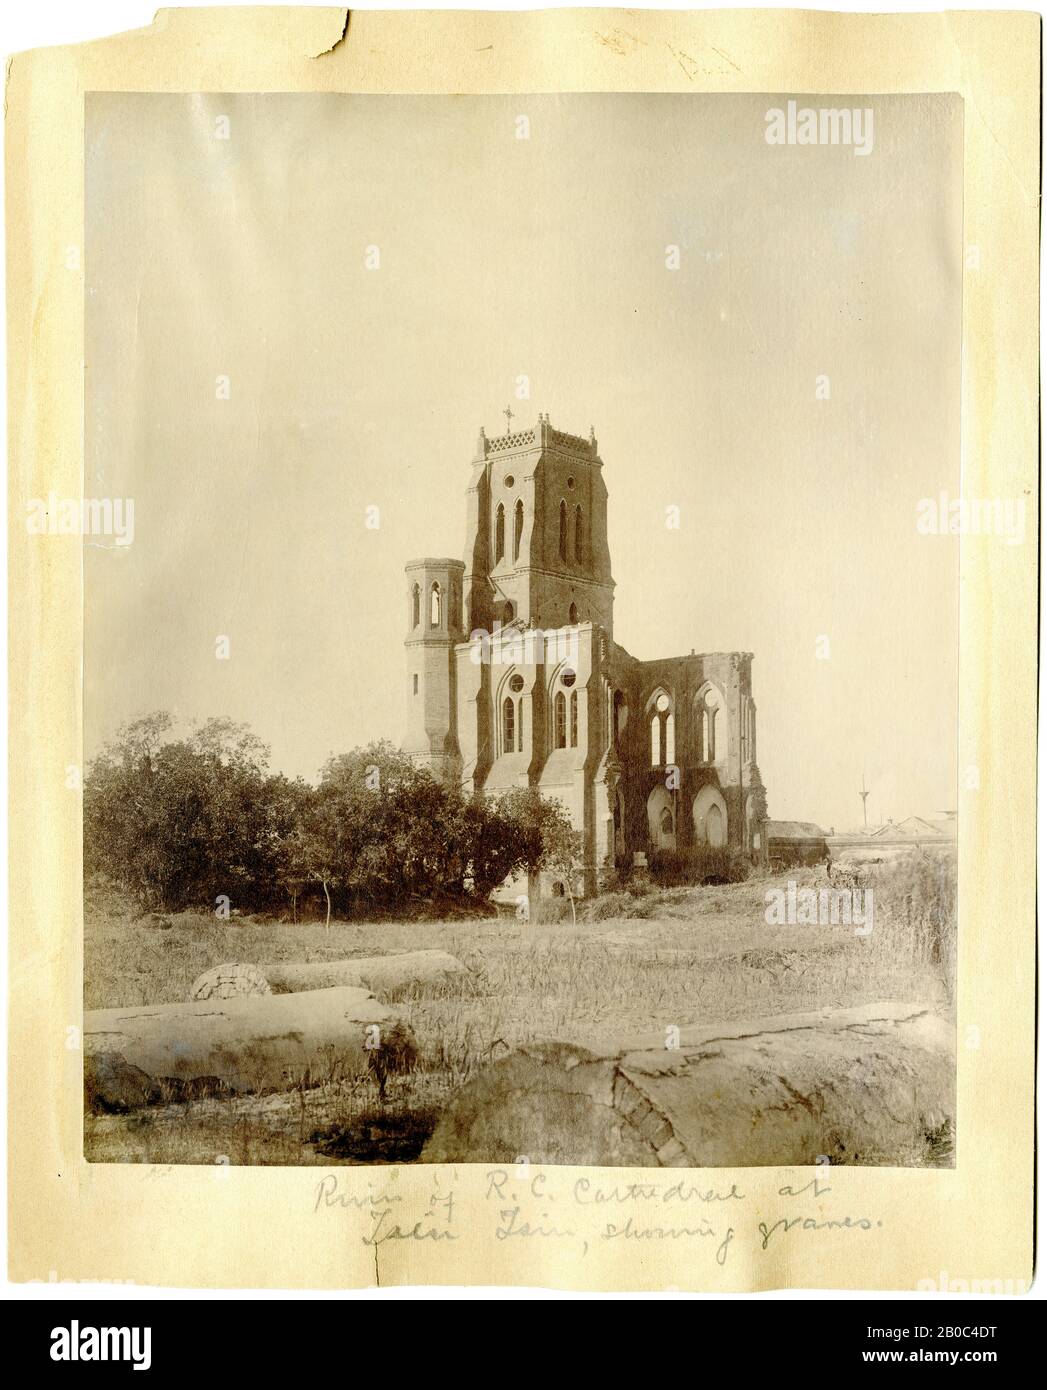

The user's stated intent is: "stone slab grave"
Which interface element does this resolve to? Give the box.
[84,986,416,1114]
[189,950,468,1000]
[422,1002,954,1168]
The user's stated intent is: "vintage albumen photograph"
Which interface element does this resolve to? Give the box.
[81,92,962,1169]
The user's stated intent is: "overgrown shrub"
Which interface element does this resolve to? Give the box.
[579,888,663,922]
[866,847,957,984]
[649,846,750,887]
[532,895,574,925]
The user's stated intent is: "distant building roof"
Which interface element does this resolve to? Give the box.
[870,816,949,839]
[766,820,829,840]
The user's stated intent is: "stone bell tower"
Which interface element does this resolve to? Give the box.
[403,556,465,782]
[462,411,614,638]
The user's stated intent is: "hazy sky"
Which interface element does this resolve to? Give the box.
[85,92,961,830]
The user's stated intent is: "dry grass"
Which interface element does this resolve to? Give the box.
[85,851,955,1165]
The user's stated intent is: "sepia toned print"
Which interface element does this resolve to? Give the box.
[82,91,961,1171]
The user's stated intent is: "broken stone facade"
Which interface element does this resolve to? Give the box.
[404,414,768,894]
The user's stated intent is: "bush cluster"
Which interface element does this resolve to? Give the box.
[84,713,580,919]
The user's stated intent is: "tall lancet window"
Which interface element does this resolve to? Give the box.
[699,686,723,762]
[559,501,568,562]
[412,584,420,628]
[508,673,525,752]
[495,504,505,563]
[649,691,672,766]
[554,692,567,749]
[430,582,441,627]
[574,505,584,561]
[513,500,524,562]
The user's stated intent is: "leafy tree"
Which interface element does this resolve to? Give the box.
[188,716,270,773]
[316,742,437,906]
[466,788,545,899]
[299,789,344,929]
[266,777,314,921]
[84,713,276,911]
[535,801,584,925]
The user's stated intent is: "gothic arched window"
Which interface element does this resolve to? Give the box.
[569,602,578,624]
[503,697,515,754]
[698,686,723,762]
[574,505,584,561]
[554,691,567,749]
[649,691,672,766]
[513,500,523,562]
[495,504,505,563]
[559,501,568,562]
[570,691,578,747]
[430,582,441,628]
[412,583,420,628]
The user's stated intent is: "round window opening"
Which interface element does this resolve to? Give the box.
[656,693,670,713]
[561,669,577,688]
[566,476,576,489]
[504,475,515,488]
[509,675,524,693]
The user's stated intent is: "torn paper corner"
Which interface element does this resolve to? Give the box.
[305,7,351,59]
[147,6,350,61]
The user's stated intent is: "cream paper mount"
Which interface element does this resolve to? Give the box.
[6,8,1038,1292]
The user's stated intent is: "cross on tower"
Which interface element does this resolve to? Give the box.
[859,771,870,831]
[503,404,515,433]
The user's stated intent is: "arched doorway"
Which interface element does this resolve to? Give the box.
[692,785,728,848]
[647,786,677,850]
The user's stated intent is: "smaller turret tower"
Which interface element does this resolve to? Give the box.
[403,557,465,783]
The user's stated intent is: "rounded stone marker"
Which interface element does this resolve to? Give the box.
[189,962,272,1001]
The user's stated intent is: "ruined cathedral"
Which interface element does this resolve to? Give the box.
[404,413,767,895]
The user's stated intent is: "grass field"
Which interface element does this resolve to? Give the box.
[84,853,956,1166]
